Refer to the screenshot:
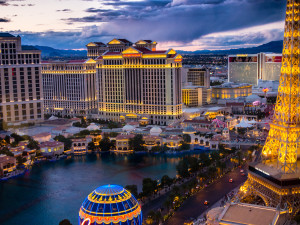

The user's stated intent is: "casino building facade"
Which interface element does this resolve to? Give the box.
[79,184,142,225]
[42,59,97,117]
[96,39,183,125]
[41,39,183,125]
[0,33,44,125]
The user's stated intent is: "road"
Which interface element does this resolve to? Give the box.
[164,166,247,225]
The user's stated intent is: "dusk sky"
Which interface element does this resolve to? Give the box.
[0,0,286,51]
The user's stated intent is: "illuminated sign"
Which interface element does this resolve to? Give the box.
[123,54,141,58]
[255,167,270,176]
[81,218,91,225]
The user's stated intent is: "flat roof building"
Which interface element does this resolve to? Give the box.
[0,33,44,125]
[42,59,97,117]
[96,39,183,125]
[228,53,282,85]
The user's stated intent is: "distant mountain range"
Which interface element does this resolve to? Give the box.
[34,40,283,59]
[33,46,87,59]
[177,40,284,55]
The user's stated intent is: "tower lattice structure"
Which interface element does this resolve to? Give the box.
[262,0,300,174]
[238,0,300,216]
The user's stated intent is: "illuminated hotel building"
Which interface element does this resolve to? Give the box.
[228,53,282,85]
[212,83,252,100]
[182,86,211,107]
[187,68,210,88]
[86,42,107,59]
[42,59,97,117]
[0,33,44,125]
[96,39,183,125]
[107,38,133,52]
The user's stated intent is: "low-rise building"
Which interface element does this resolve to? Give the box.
[71,138,89,155]
[207,202,288,225]
[212,83,252,100]
[39,141,64,158]
[0,155,17,177]
[143,135,163,150]
[164,135,182,149]
[115,134,135,152]
[182,86,211,107]
[32,132,51,143]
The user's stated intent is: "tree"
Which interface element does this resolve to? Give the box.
[54,135,72,151]
[188,157,199,173]
[99,137,114,151]
[182,134,191,143]
[4,135,10,144]
[161,175,174,188]
[74,129,90,137]
[142,178,157,197]
[176,158,189,178]
[179,141,190,150]
[125,185,138,198]
[10,133,24,144]
[59,219,72,225]
[199,153,211,168]
[16,155,25,166]
[0,147,13,156]
[129,135,146,151]
[88,142,96,151]
[27,139,40,150]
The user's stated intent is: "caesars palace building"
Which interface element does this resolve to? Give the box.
[42,39,183,125]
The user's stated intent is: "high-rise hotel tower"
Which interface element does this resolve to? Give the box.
[42,59,97,117]
[96,39,183,125]
[0,33,44,125]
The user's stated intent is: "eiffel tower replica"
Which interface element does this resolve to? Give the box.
[239,0,300,215]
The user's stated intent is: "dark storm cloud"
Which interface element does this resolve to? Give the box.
[64,0,285,44]
[7,0,286,50]
[0,18,11,22]
[57,9,72,12]
[0,0,9,5]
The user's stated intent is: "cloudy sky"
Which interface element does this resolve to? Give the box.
[0,0,286,51]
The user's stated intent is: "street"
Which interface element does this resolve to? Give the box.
[164,166,247,225]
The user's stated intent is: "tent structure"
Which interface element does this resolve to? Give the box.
[212,118,226,128]
[235,118,253,128]
[248,119,257,124]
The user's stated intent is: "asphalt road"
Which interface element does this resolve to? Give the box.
[164,166,247,225]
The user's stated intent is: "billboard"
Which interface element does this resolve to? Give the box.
[229,56,258,63]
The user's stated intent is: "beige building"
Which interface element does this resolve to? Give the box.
[182,86,211,107]
[86,42,107,59]
[96,39,183,125]
[207,203,288,225]
[0,33,44,125]
[0,155,16,177]
[71,138,89,155]
[212,82,252,100]
[42,59,97,117]
[115,134,134,152]
[187,68,210,88]
[40,141,64,158]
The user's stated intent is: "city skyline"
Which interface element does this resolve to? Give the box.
[0,0,286,51]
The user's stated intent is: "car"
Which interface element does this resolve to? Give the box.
[241,173,246,176]
[240,169,244,173]
[204,200,209,205]
[229,178,233,183]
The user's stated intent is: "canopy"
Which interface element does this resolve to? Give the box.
[235,118,253,128]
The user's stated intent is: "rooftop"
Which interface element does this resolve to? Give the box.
[40,141,64,148]
[0,33,15,37]
[219,203,287,225]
